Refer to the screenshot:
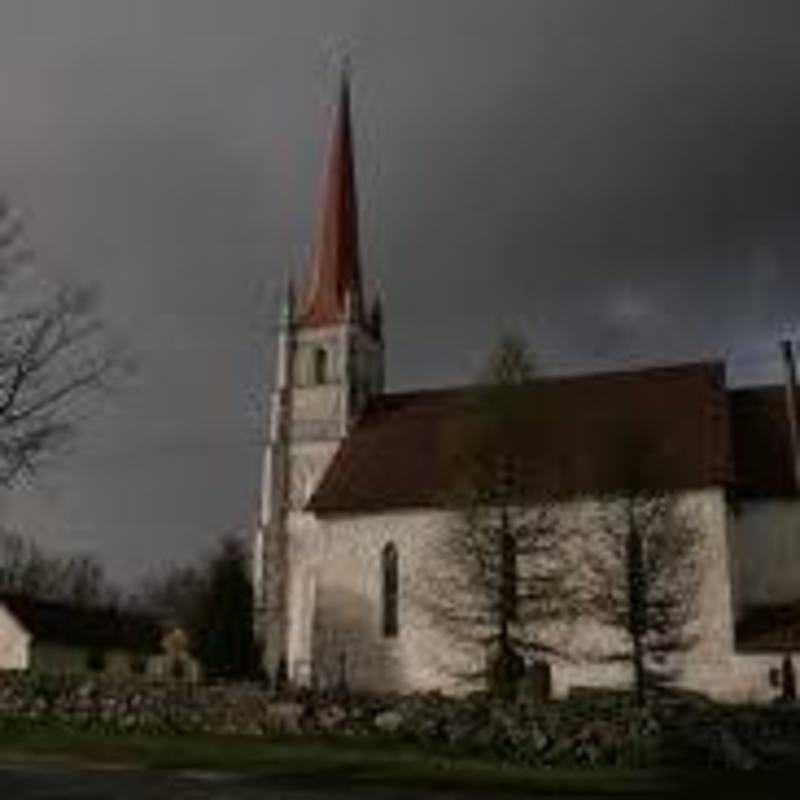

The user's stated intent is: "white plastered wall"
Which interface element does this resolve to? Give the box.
[0,604,30,670]
[282,486,769,701]
[285,507,482,694]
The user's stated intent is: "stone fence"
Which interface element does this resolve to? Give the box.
[1,671,799,769]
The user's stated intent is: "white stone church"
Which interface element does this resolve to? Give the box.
[253,76,800,703]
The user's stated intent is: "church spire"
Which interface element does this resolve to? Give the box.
[299,69,364,327]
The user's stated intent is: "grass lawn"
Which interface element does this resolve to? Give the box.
[0,717,675,796]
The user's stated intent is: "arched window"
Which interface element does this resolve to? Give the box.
[382,542,399,637]
[313,348,327,384]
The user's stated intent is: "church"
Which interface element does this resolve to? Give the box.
[252,75,800,703]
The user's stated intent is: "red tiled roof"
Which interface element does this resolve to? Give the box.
[307,361,731,514]
[298,74,364,328]
[729,386,796,498]
[0,593,162,653]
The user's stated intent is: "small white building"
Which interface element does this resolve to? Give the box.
[0,600,29,670]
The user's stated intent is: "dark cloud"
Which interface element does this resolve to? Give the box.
[2,1,800,586]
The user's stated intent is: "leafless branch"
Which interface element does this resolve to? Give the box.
[0,199,131,487]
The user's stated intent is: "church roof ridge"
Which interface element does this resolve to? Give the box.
[375,358,726,408]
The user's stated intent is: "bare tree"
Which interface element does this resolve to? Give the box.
[0,527,122,608]
[0,197,129,487]
[432,334,576,697]
[135,562,207,624]
[60,552,119,609]
[0,527,60,598]
[581,425,702,707]
[0,199,30,286]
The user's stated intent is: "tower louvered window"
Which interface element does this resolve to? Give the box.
[382,542,399,637]
[314,348,327,384]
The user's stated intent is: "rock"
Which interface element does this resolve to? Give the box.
[263,702,304,734]
[637,711,661,738]
[589,721,620,751]
[575,741,601,765]
[75,681,97,700]
[489,705,516,734]
[529,722,550,753]
[316,704,347,732]
[443,717,480,744]
[575,723,595,743]
[717,728,758,770]
[74,696,93,713]
[471,724,495,749]
[415,715,442,739]
[31,697,48,713]
[373,709,403,733]
[541,736,565,764]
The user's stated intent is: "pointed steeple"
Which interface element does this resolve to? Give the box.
[299,70,364,327]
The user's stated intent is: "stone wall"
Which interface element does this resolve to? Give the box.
[0,672,796,770]
[0,673,271,735]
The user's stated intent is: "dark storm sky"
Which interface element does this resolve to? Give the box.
[2,1,800,587]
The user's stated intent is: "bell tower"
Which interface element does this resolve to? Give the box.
[254,71,384,680]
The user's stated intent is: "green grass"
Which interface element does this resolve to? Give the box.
[0,717,672,796]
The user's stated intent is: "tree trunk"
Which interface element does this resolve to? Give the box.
[499,503,511,652]
[626,500,647,708]
[632,630,646,708]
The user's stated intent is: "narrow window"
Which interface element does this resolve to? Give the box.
[314,348,327,384]
[382,543,399,637]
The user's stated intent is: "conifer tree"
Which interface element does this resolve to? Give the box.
[136,534,258,679]
[198,534,258,678]
[432,333,575,697]
[581,423,702,707]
